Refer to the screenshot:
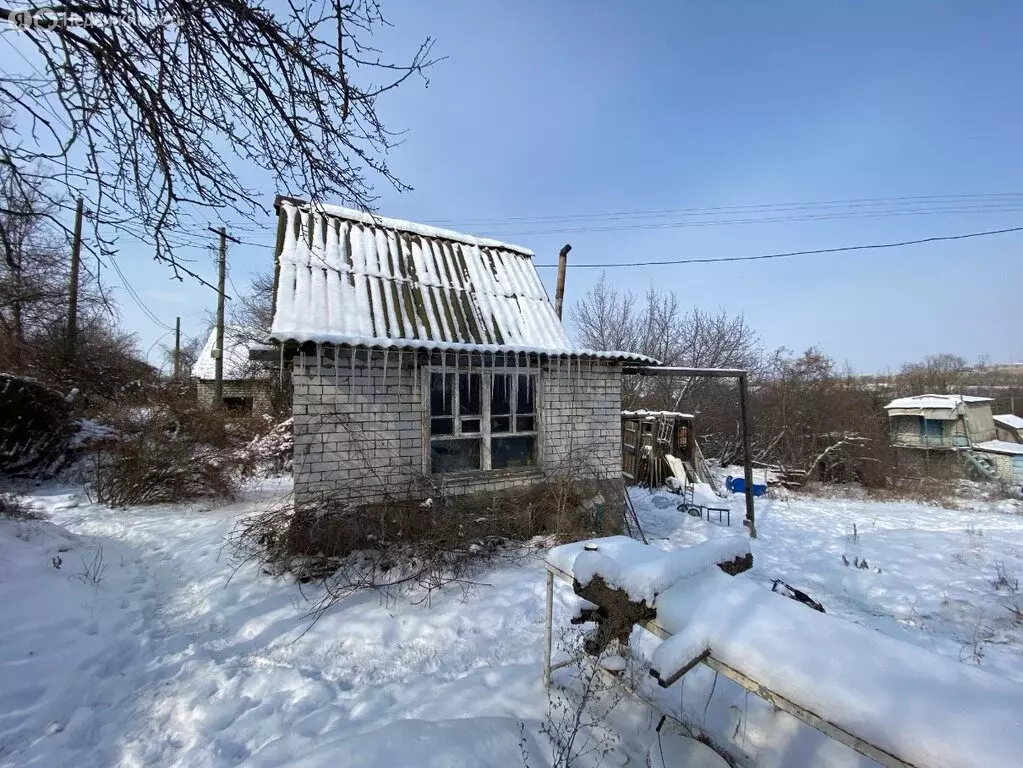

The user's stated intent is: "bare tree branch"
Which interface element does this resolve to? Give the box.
[1,0,438,282]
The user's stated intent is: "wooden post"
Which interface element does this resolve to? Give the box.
[543,569,554,686]
[173,316,181,380]
[554,243,571,319]
[214,227,227,409]
[739,372,756,538]
[66,197,83,363]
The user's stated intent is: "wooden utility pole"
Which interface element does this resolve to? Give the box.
[214,228,227,409]
[173,316,181,380]
[66,197,83,363]
[554,243,571,319]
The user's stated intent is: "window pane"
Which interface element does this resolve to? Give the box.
[492,435,536,469]
[491,373,511,415]
[492,415,511,433]
[459,373,481,415]
[431,438,481,473]
[517,374,536,415]
[516,415,535,432]
[430,417,454,436]
[461,418,481,434]
[430,373,454,416]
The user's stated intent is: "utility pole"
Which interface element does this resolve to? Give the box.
[66,197,83,363]
[173,316,181,380]
[738,372,756,539]
[213,227,228,409]
[554,243,571,319]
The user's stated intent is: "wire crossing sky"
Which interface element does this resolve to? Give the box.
[9,1,1021,372]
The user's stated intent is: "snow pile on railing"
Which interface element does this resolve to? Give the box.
[650,567,1023,768]
[547,535,751,603]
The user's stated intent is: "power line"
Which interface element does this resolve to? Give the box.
[532,225,1023,268]
[478,204,1023,237]
[108,254,174,330]
[428,193,1023,228]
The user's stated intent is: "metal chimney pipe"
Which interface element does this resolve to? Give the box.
[554,243,571,319]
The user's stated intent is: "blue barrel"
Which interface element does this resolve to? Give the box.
[726,475,768,496]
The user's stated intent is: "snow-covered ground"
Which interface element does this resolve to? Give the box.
[1,479,1022,767]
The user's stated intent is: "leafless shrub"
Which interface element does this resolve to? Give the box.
[991,561,1019,593]
[91,388,257,506]
[0,494,39,520]
[231,446,623,629]
[529,628,624,767]
[74,546,106,587]
[959,615,995,666]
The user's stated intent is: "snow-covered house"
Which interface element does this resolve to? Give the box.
[993,413,1023,444]
[884,394,996,450]
[267,199,651,508]
[192,325,272,414]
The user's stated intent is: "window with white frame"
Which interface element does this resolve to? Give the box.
[427,368,539,474]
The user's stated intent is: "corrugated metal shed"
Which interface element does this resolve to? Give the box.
[269,201,653,362]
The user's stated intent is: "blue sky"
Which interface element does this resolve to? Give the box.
[43,1,1023,371]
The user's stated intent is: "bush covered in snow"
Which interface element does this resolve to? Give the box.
[236,417,293,475]
[88,390,263,506]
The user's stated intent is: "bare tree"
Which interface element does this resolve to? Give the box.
[900,353,969,394]
[570,280,762,415]
[1,1,437,283]
[229,269,275,342]
[0,172,151,400]
[570,274,638,353]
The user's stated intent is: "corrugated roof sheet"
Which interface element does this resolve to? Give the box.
[269,201,654,362]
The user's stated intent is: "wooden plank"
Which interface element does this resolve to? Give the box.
[703,657,918,768]
[650,649,709,688]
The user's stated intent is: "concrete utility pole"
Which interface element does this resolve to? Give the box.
[214,227,227,409]
[554,243,571,319]
[66,197,83,363]
[173,316,181,380]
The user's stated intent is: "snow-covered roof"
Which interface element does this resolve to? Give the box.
[884,394,993,411]
[269,200,654,363]
[994,414,1023,431]
[191,325,265,380]
[622,410,696,420]
[975,440,1023,456]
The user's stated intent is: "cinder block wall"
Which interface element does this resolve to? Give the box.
[291,350,623,508]
[540,360,622,478]
[196,379,272,413]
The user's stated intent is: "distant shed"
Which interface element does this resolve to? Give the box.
[884,394,995,450]
[192,325,272,414]
[993,414,1023,444]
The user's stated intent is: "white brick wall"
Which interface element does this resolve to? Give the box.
[291,351,623,506]
[196,379,273,414]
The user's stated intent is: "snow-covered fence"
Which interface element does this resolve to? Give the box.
[545,536,1023,768]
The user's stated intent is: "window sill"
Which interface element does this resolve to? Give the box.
[431,465,544,485]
